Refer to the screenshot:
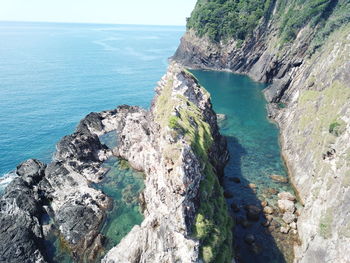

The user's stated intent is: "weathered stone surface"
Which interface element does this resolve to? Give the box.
[270,175,289,183]
[283,212,296,224]
[263,206,274,215]
[280,225,291,234]
[102,63,229,262]
[0,159,47,263]
[278,192,296,201]
[278,200,295,214]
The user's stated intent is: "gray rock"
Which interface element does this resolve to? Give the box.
[0,159,47,263]
[278,199,295,213]
[282,212,296,224]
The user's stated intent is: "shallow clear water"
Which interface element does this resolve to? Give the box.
[0,21,184,176]
[96,157,144,253]
[192,70,295,263]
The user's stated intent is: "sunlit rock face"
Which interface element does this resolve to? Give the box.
[103,63,231,263]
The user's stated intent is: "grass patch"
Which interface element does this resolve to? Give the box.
[319,207,333,239]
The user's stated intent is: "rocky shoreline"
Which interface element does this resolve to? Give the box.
[0,63,231,263]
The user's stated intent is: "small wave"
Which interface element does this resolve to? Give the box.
[93,39,120,51]
[0,172,17,194]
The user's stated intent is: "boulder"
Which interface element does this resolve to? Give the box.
[278,199,295,213]
[278,192,296,201]
[224,190,234,198]
[231,202,240,212]
[263,206,274,214]
[230,177,241,183]
[282,212,296,224]
[261,200,268,207]
[245,205,261,221]
[270,174,288,183]
[244,234,255,244]
[280,225,291,234]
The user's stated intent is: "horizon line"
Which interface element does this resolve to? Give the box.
[0,19,187,27]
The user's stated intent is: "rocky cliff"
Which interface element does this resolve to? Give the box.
[173,0,350,262]
[102,63,231,263]
[0,63,232,263]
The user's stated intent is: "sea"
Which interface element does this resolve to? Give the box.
[0,21,184,182]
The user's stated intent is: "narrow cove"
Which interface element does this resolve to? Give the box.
[191,70,300,263]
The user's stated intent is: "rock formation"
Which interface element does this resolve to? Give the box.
[103,63,231,263]
[0,63,231,263]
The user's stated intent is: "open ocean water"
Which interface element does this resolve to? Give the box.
[0,22,184,180]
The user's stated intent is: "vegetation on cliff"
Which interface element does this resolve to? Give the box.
[187,0,350,50]
[187,0,271,42]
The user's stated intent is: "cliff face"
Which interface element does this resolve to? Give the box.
[173,0,350,262]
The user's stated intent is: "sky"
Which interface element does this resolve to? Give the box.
[0,0,197,26]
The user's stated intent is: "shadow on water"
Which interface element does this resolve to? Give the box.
[224,135,286,263]
[189,69,298,263]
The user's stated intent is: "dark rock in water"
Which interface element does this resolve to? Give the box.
[235,215,245,225]
[230,177,241,183]
[0,159,48,263]
[245,205,261,221]
[16,159,46,185]
[263,188,279,197]
[77,112,104,134]
[231,202,240,212]
[250,242,263,254]
[244,234,255,244]
[54,131,106,163]
[224,190,234,198]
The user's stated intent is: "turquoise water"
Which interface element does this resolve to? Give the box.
[192,70,293,263]
[97,157,144,253]
[0,21,184,176]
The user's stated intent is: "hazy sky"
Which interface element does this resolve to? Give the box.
[0,0,197,25]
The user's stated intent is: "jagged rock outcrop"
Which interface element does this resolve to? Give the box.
[0,159,47,263]
[103,63,231,263]
[173,1,350,262]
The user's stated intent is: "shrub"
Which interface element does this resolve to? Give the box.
[329,120,346,136]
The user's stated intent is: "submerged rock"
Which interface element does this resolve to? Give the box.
[245,205,261,221]
[270,174,289,183]
[244,234,255,244]
[278,192,296,201]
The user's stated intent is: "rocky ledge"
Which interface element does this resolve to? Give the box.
[0,63,231,263]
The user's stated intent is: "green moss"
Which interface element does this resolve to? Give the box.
[329,119,346,136]
[169,116,181,129]
[319,208,333,239]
